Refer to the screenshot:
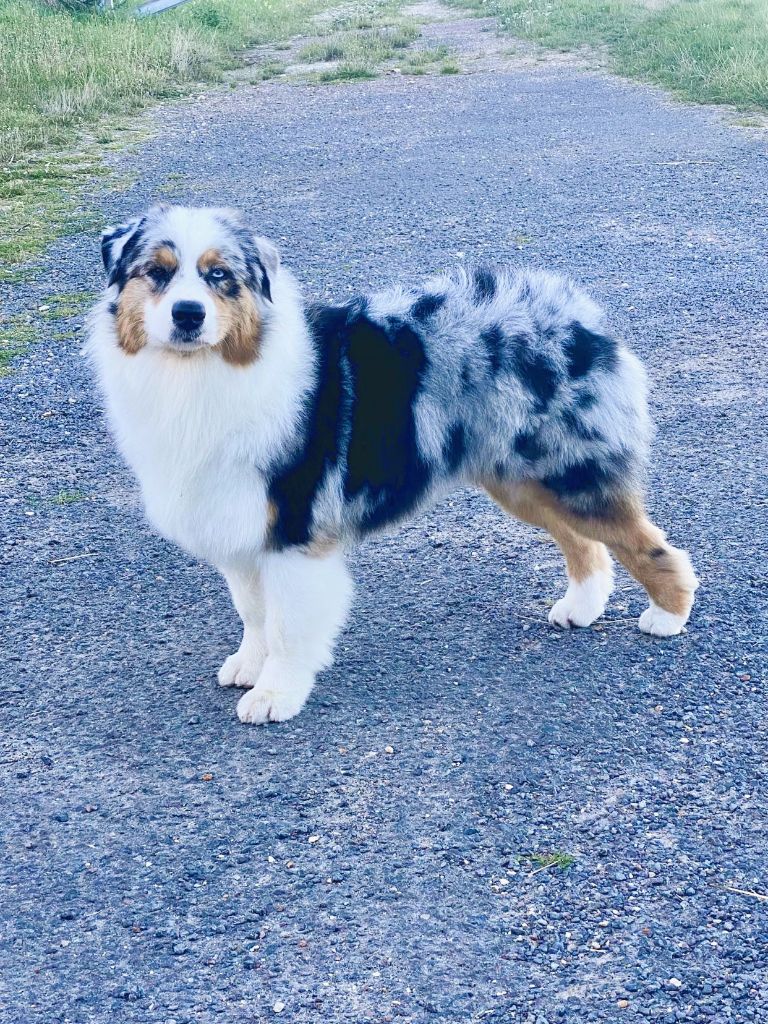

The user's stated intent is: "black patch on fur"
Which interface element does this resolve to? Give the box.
[411,293,446,321]
[107,221,146,290]
[344,314,431,532]
[565,323,618,378]
[473,266,497,303]
[266,303,349,548]
[649,547,666,559]
[561,408,603,442]
[107,301,118,317]
[480,324,505,376]
[101,221,136,275]
[231,227,272,302]
[253,255,272,303]
[509,334,560,411]
[575,390,597,410]
[443,423,466,472]
[514,431,546,462]
[543,451,631,516]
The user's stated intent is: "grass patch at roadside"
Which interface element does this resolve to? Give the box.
[38,291,97,320]
[447,0,768,111]
[0,0,355,275]
[53,490,88,505]
[0,315,37,377]
[298,23,419,66]
[399,44,452,74]
[318,64,380,83]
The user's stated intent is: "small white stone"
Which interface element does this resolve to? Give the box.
[273,1001,285,1013]
[308,835,320,844]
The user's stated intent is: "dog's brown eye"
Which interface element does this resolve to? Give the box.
[147,263,172,284]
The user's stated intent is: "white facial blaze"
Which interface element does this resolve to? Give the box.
[143,255,221,350]
[139,207,241,351]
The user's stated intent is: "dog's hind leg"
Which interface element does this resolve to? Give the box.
[484,479,614,628]
[488,481,698,636]
[579,507,698,637]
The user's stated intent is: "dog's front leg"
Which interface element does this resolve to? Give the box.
[235,547,353,725]
[217,566,267,689]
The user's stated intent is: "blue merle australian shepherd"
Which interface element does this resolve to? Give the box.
[87,205,698,725]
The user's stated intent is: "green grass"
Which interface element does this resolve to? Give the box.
[253,61,286,81]
[321,0,411,34]
[0,0,333,165]
[0,0,345,272]
[38,290,97,319]
[447,0,768,110]
[297,23,419,66]
[528,850,577,873]
[318,63,380,83]
[399,44,452,74]
[0,315,36,377]
[53,489,88,505]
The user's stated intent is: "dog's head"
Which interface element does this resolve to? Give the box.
[100,205,278,365]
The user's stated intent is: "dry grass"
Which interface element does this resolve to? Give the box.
[448,0,768,110]
[0,0,340,267]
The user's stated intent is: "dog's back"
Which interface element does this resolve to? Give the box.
[276,266,649,546]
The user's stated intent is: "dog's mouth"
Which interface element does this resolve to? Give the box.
[167,328,209,354]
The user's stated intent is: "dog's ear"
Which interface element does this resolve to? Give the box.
[101,215,145,284]
[252,236,280,303]
[211,208,280,303]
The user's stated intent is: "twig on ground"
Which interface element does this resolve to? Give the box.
[48,551,98,565]
[723,885,768,902]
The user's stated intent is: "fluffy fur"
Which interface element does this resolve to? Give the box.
[86,205,698,724]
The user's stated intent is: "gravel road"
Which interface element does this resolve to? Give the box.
[1,14,767,1024]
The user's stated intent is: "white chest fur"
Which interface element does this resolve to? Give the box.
[88,292,313,567]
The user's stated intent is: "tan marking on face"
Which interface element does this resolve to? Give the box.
[197,248,224,275]
[213,287,262,367]
[116,277,151,355]
[153,245,179,272]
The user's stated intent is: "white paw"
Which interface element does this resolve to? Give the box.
[548,568,614,628]
[638,602,687,637]
[235,659,314,725]
[217,646,266,688]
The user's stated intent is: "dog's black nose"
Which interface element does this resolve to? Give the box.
[172,300,206,332]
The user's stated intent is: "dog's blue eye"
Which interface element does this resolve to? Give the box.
[210,268,227,280]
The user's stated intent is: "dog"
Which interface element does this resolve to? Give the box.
[86,204,698,725]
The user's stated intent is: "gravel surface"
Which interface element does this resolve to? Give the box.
[1,17,767,1024]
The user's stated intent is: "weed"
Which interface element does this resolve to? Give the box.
[38,291,96,320]
[0,314,37,376]
[53,490,88,505]
[528,850,577,873]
